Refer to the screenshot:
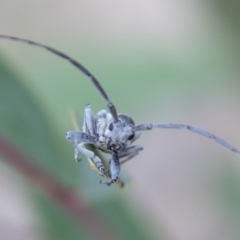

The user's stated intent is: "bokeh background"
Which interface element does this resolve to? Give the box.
[1,0,240,239]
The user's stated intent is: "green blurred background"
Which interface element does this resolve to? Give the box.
[1,0,240,239]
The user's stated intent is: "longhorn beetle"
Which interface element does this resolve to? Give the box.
[1,34,240,187]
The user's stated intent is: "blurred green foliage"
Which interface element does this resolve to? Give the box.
[0,53,160,239]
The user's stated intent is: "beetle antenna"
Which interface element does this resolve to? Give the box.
[134,122,240,156]
[0,34,118,122]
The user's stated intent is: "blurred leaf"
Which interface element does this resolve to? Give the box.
[0,54,160,240]
[0,54,91,239]
[0,54,79,184]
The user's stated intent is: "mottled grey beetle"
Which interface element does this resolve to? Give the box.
[1,34,240,187]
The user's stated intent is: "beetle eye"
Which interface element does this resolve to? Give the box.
[128,134,134,141]
[108,123,114,131]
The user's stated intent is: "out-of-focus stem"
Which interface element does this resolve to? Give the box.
[0,135,121,240]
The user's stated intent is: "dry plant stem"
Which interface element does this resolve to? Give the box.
[0,135,120,240]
